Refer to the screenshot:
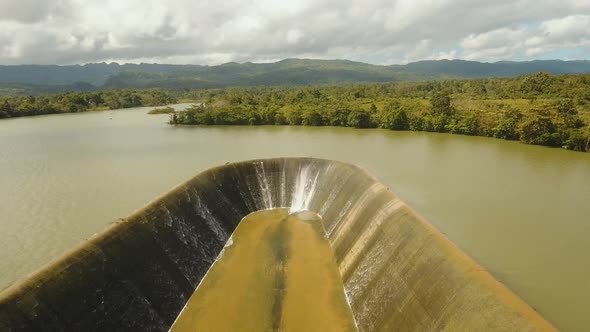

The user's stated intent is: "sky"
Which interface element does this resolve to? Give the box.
[0,0,589,65]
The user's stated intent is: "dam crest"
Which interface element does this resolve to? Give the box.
[0,158,556,331]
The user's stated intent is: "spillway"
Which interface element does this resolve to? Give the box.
[0,158,556,331]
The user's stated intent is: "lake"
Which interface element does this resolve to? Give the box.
[0,105,589,331]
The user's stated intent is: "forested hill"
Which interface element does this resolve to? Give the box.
[1,59,590,95]
[0,63,198,86]
[396,60,590,77]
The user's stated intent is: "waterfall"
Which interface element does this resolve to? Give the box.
[289,164,320,214]
[255,161,273,209]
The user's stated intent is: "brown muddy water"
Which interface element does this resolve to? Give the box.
[0,106,589,330]
[170,208,357,332]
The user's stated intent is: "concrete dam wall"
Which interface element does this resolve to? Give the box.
[0,158,556,331]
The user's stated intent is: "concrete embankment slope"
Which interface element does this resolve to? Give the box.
[0,158,556,331]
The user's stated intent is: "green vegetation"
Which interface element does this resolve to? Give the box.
[0,90,177,118]
[99,59,590,90]
[2,71,589,152]
[148,106,175,114]
[170,73,590,152]
[2,59,590,95]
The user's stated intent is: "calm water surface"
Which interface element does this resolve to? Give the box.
[0,105,589,330]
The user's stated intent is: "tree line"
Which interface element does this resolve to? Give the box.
[1,73,589,152]
[0,90,177,118]
[170,73,590,152]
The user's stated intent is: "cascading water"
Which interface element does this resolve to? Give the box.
[0,158,557,332]
[255,161,273,209]
[289,164,321,214]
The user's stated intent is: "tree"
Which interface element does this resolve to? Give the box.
[519,116,561,146]
[284,107,302,125]
[493,109,523,140]
[302,110,323,126]
[556,99,582,128]
[423,113,449,133]
[274,112,287,125]
[0,101,11,118]
[346,110,371,128]
[246,110,261,125]
[430,91,453,116]
[382,110,409,130]
[563,128,589,152]
[326,108,349,126]
[409,114,424,131]
[370,103,378,113]
[557,99,576,117]
[448,112,480,136]
[259,107,278,124]
[519,72,554,95]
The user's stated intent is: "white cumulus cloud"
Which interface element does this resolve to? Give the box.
[0,0,588,64]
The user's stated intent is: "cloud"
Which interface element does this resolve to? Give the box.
[525,15,590,56]
[459,15,590,61]
[404,40,434,63]
[0,0,589,64]
[461,28,527,61]
[0,0,71,23]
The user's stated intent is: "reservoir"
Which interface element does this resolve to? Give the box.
[0,105,589,330]
[171,209,357,332]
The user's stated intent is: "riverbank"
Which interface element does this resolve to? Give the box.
[169,75,590,152]
[0,89,177,119]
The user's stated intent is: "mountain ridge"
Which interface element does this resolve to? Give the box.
[1,59,590,95]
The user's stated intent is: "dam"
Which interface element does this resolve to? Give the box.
[0,158,556,331]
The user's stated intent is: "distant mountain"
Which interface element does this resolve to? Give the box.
[101,59,590,89]
[102,59,412,89]
[1,59,589,95]
[0,63,197,86]
[396,59,590,77]
[0,82,97,96]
